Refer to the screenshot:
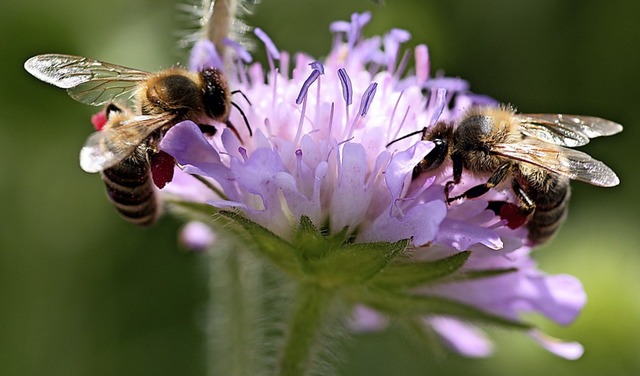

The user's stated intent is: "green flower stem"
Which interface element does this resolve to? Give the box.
[207,238,263,376]
[278,283,335,376]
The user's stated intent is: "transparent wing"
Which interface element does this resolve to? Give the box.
[79,114,174,173]
[516,113,623,147]
[493,139,620,187]
[24,54,150,106]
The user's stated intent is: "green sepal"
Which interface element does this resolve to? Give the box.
[294,216,350,260]
[165,199,220,219]
[369,251,471,290]
[394,318,449,357]
[358,289,531,330]
[218,211,304,278]
[304,238,410,287]
[286,216,408,286]
[165,200,241,233]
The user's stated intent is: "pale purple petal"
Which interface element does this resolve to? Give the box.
[430,317,494,357]
[526,273,586,325]
[385,141,435,204]
[160,121,237,196]
[436,218,503,250]
[359,200,446,245]
[424,250,587,328]
[160,121,221,165]
[231,148,287,202]
[329,143,371,232]
[529,330,584,360]
[351,305,388,332]
[163,168,217,202]
[180,221,216,251]
[190,40,223,71]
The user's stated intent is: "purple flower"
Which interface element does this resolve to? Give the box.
[160,12,585,359]
[180,221,217,251]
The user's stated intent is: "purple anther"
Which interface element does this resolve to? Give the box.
[359,82,378,116]
[337,68,353,105]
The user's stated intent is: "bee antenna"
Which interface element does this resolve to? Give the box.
[386,127,427,148]
[231,90,252,106]
[230,101,253,137]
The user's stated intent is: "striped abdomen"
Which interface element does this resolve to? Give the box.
[100,154,158,226]
[525,174,571,245]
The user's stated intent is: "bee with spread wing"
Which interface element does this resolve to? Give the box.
[25,54,250,224]
[401,106,621,244]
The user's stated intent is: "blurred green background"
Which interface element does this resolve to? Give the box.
[2,0,639,375]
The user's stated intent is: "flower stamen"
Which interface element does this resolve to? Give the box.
[359,82,378,117]
[386,90,405,142]
[295,62,325,145]
[384,28,411,75]
[344,82,377,140]
[223,37,252,63]
[393,49,411,82]
[254,27,280,108]
[427,88,447,127]
[337,68,353,125]
[295,62,324,105]
[327,102,335,141]
[415,44,430,85]
[296,94,308,146]
[254,27,280,70]
[238,146,248,162]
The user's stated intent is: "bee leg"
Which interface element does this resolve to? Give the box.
[444,152,465,198]
[446,163,510,204]
[511,180,535,216]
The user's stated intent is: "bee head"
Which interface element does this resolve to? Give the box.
[412,121,453,177]
[199,68,230,122]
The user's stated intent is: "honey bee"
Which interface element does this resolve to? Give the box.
[90,102,163,225]
[24,54,251,225]
[402,106,621,245]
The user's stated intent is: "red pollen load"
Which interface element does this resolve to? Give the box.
[150,151,176,189]
[91,110,108,131]
[499,202,528,230]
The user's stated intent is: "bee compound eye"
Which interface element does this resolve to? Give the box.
[200,68,229,121]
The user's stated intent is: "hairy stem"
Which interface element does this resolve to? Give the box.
[277,283,334,376]
[207,238,262,376]
[208,0,235,56]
